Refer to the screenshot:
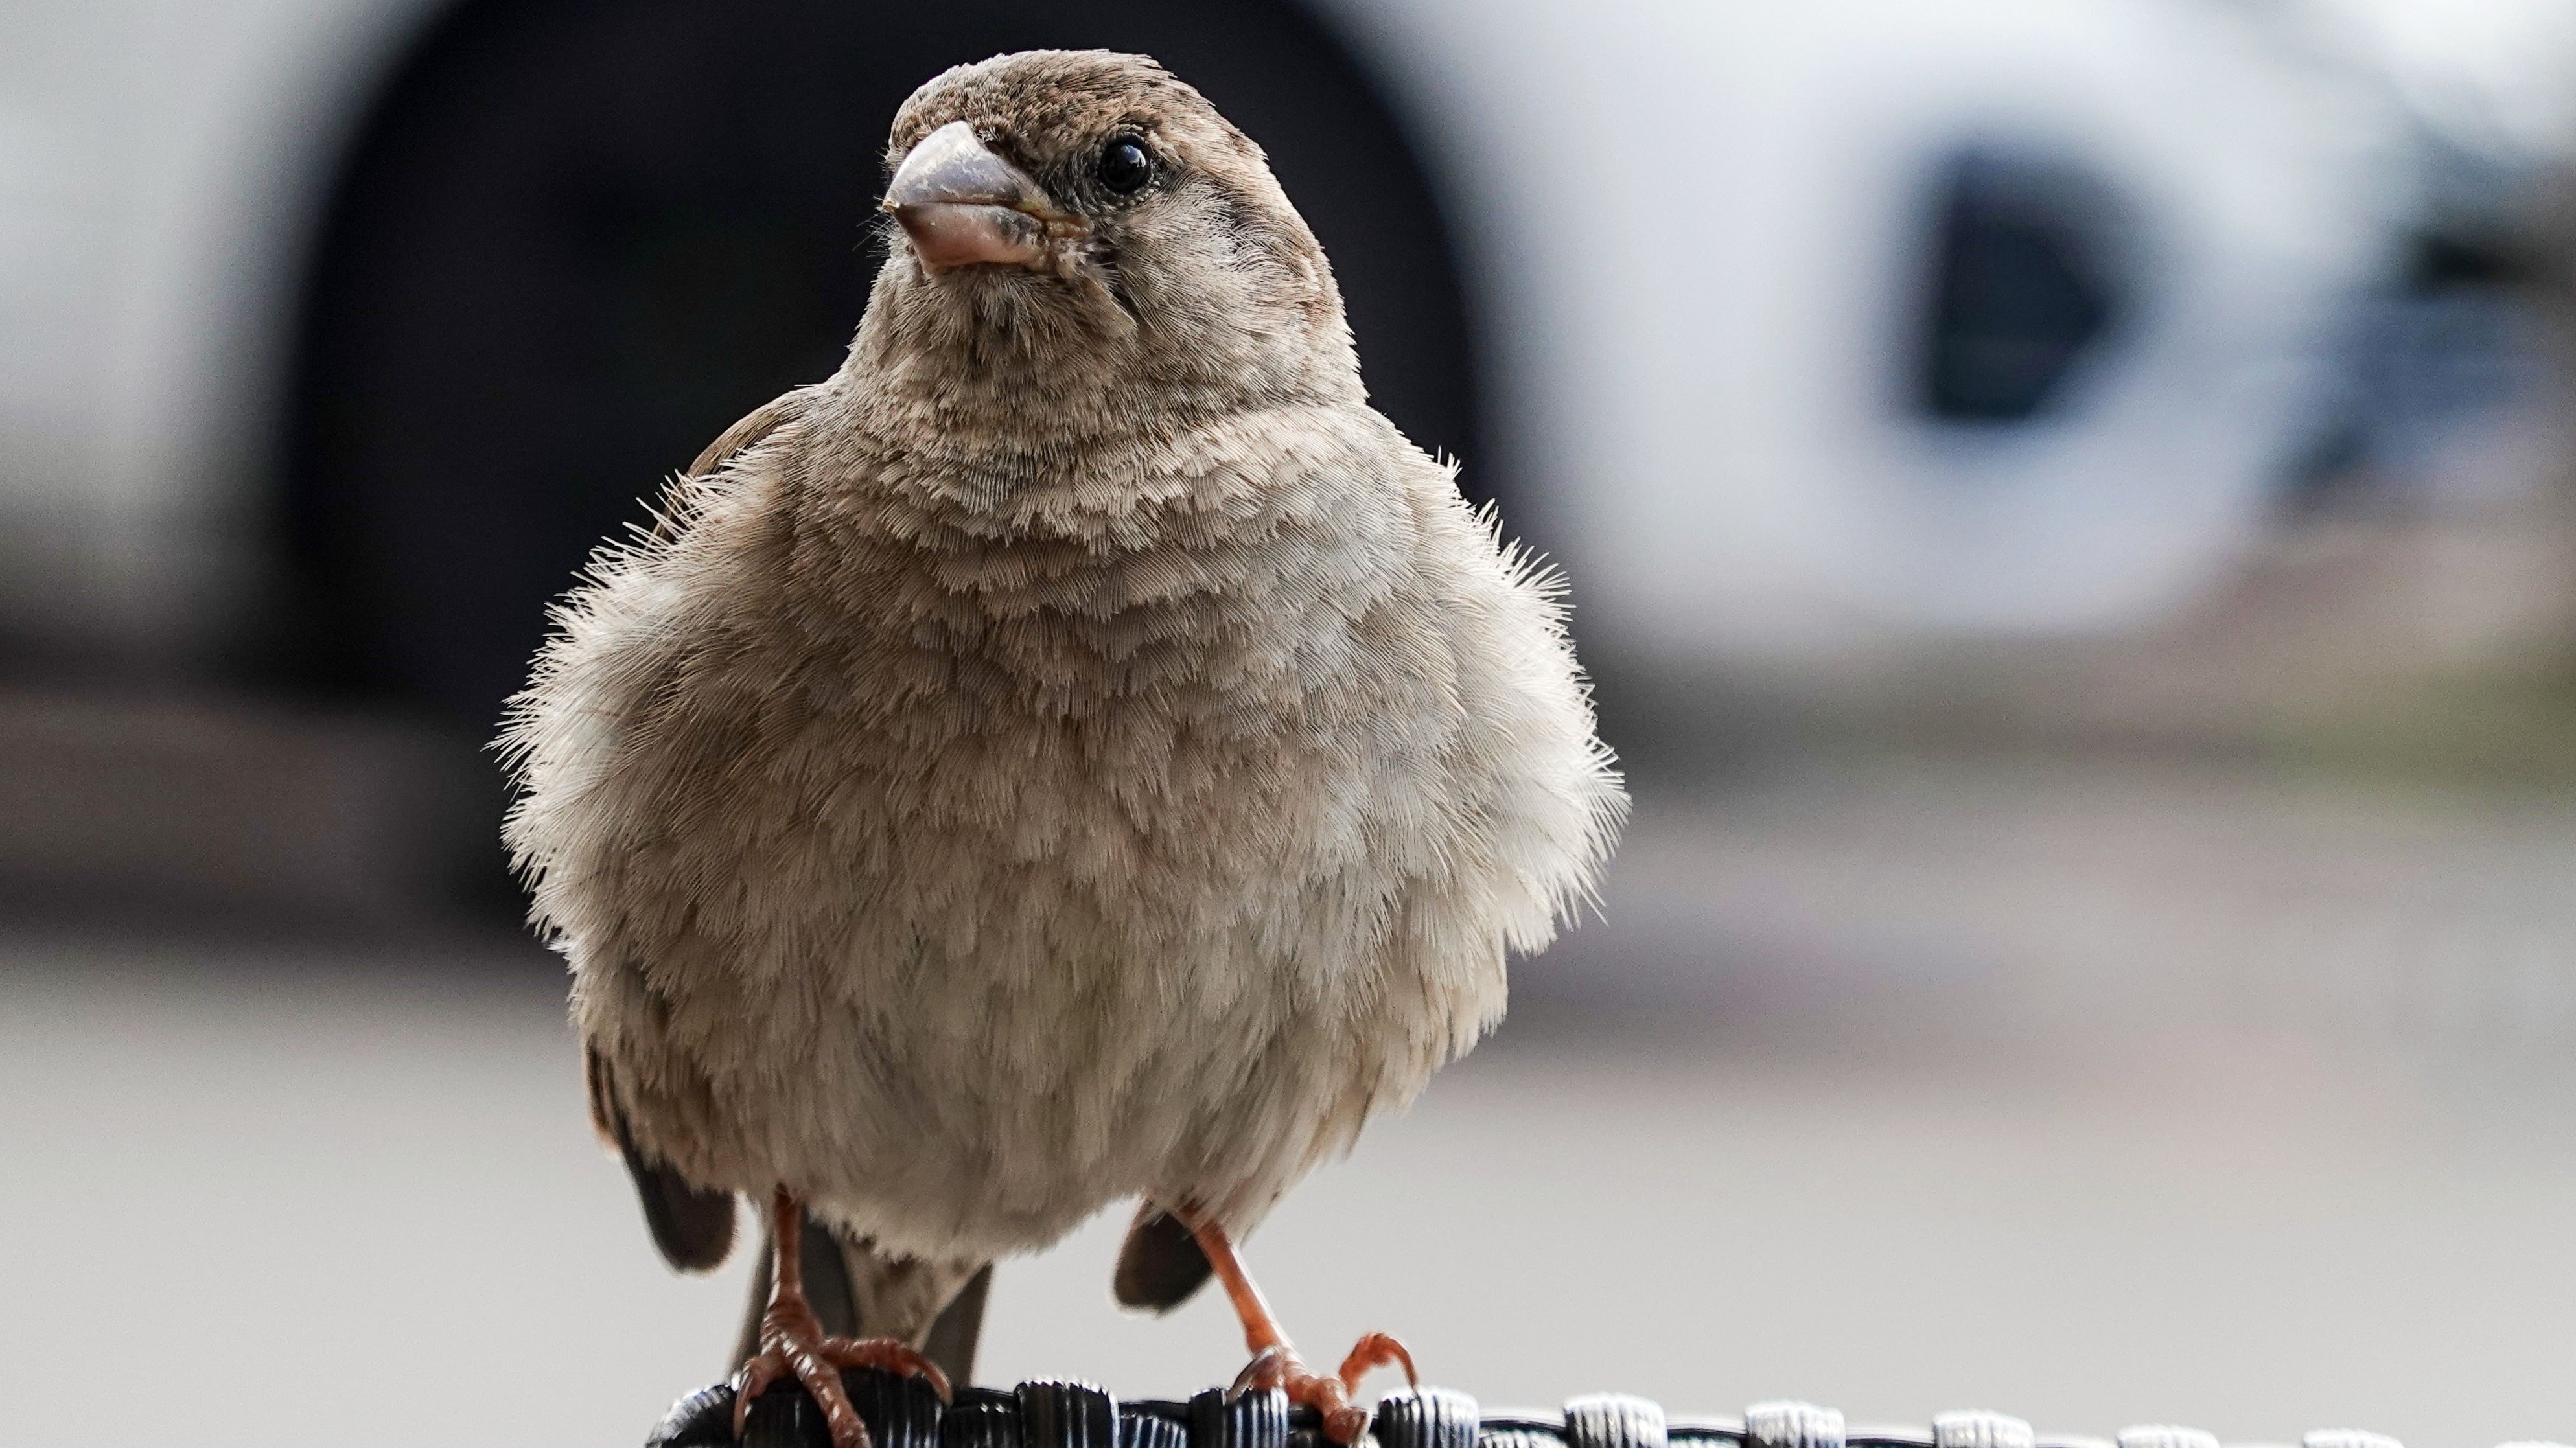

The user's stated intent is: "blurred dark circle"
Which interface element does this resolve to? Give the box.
[1914,146,2128,425]
[281,0,1481,734]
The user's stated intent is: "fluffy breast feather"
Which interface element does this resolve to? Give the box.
[500,388,1621,1256]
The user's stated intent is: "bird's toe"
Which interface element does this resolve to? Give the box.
[817,1337,951,1403]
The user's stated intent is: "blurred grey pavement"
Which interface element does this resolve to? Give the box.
[1532,752,2576,1050]
[5,750,2575,1448]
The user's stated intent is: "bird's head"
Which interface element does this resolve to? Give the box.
[853,51,1362,437]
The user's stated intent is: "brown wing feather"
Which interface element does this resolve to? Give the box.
[577,391,818,1270]
[639,385,823,546]
[687,385,818,479]
[1111,1202,1212,1311]
[585,1044,738,1272]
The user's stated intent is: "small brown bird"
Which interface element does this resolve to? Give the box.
[502,49,1622,1448]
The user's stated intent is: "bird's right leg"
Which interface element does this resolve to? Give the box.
[1179,1208,1417,1446]
[733,1188,953,1448]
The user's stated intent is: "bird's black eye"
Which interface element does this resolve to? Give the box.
[1096,137,1154,195]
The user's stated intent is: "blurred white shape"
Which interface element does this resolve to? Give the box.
[0,0,2557,670]
[0,0,433,654]
[2322,0,2576,161]
[1331,0,2408,655]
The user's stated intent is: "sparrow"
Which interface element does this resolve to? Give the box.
[501,49,1623,1448]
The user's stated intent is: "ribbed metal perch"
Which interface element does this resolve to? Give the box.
[643,1372,2566,1448]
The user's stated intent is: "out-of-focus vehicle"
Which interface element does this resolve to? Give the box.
[0,0,2560,733]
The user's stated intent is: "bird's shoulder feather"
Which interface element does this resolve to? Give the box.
[640,384,828,547]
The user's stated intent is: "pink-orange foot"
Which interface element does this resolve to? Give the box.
[1229,1332,1419,1445]
[732,1186,951,1448]
[732,1305,951,1448]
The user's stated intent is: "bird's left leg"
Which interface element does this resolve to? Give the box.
[1181,1208,1419,1445]
[733,1188,953,1448]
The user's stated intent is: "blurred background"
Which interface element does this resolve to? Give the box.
[4,0,2575,1444]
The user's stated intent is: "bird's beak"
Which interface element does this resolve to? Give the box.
[883,121,1076,273]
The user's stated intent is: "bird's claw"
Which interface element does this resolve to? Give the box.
[1334,1332,1417,1394]
[730,1306,950,1448]
[820,1338,953,1400]
[1224,1343,1293,1400]
[733,1340,866,1448]
[1225,1332,1415,1445]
